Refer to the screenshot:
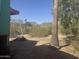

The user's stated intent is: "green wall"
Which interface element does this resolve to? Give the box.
[0,0,10,35]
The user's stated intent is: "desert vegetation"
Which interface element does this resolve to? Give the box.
[10,19,52,37]
[10,0,79,52]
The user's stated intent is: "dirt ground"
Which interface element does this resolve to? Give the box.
[10,34,79,59]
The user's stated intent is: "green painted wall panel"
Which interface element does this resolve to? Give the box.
[0,0,10,35]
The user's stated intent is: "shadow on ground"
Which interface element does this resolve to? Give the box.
[10,37,79,59]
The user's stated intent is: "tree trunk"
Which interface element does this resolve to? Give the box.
[50,0,59,48]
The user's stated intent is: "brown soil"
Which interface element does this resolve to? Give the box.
[10,37,79,59]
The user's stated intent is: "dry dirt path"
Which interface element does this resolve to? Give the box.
[10,37,79,59]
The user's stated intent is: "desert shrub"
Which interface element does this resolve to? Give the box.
[71,40,79,51]
[10,20,52,37]
[30,25,51,37]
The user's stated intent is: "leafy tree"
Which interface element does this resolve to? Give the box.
[59,0,79,50]
[59,0,79,36]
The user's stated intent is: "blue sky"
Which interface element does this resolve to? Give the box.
[11,0,53,24]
